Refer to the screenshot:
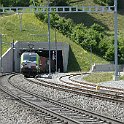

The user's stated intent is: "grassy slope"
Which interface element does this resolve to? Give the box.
[0,13,108,72]
[83,72,124,83]
[70,0,124,35]
[83,72,113,83]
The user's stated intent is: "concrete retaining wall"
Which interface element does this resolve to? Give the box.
[92,64,124,72]
[0,47,13,73]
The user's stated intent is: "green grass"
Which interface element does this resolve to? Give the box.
[0,13,108,72]
[68,0,124,36]
[84,72,124,83]
[83,72,114,83]
[0,1,123,72]
[70,0,96,6]
[120,75,124,80]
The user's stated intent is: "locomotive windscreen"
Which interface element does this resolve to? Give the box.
[23,53,37,62]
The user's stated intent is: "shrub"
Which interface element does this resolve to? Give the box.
[50,0,70,6]
[93,0,114,6]
[0,0,30,7]
[35,12,124,64]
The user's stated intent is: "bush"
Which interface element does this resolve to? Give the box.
[71,24,87,44]
[93,0,114,6]
[35,12,124,64]
[38,12,74,37]
[50,0,70,6]
[0,0,30,7]
[118,37,124,64]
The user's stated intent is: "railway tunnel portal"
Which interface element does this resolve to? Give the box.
[1,41,69,73]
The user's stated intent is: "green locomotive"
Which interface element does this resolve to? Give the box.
[20,52,40,77]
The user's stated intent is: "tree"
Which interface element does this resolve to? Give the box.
[0,0,30,7]
[50,0,70,6]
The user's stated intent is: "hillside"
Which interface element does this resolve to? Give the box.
[0,14,108,72]
[59,0,124,64]
[65,0,124,34]
[1,0,123,72]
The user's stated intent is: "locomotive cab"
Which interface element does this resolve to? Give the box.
[20,52,40,77]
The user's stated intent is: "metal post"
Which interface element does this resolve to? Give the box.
[55,27,57,72]
[0,34,2,73]
[114,0,118,81]
[90,45,92,67]
[48,0,51,76]
[12,40,15,72]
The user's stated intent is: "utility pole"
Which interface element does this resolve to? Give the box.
[114,0,118,81]
[48,0,51,77]
[55,27,57,72]
[0,34,2,73]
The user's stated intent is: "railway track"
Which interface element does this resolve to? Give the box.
[0,74,122,124]
[68,73,124,93]
[26,73,124,103]
[58,73,124,102]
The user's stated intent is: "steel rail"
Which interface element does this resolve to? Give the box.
[28,75,124,103]
[0,76,122,124]
[58,73,124,95]
[0,74,81,124]
[6,74,123,124]
[68,73,124,93]
[59,74,124,101]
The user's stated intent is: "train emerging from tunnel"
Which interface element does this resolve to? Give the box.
[20,51,61,77]
[20,52,40,77]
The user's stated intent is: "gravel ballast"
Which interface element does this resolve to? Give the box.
[0,73,124,123]
[0,90,52,124]
[11,74,124,122]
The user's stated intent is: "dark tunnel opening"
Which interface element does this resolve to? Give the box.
[20,50,63,73]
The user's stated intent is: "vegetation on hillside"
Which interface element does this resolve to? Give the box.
[35,12,124,64]
[94,0,123,9]
[93,0,113,6]
[83,72,113,83]
[84,72,124,83]
[0,0,124,71]
[0,0,71,7]
[0,14,108,72]
[0,0,30,7]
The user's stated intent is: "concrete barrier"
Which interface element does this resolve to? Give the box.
[92,63,124,72]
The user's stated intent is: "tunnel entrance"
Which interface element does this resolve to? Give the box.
[20,49,63,73]
[37,50,63,73]
[35,50,63,73]
[1,41,69,73]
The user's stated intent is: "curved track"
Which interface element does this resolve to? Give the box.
[28,73,124,103]
[59,73,124,102]
[0,74,122,124]
[59,74,124,96]
[69,73,124,93]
